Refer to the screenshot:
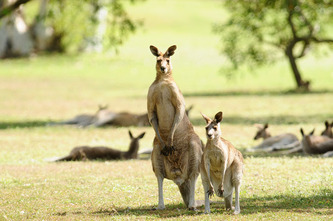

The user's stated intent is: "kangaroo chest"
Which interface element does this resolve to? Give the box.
[150,80,185,134]
[205,143,227,168]
[205,146,224,165]
[207,149,223,168]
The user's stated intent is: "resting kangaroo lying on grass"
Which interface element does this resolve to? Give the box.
[48,105,115,128]
[147,45,203,210]
[201,111,244,214]
[300,128,333,155]
[246,123,300,152]
[55,131,145,161]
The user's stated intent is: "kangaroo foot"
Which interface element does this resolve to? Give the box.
[152,205,165,210]
[233,209,240,215]
[188,207,197,211]
[226,206,235,211]
[161,146,175,156]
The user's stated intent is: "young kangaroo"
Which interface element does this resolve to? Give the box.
[247,123,300,152]
[55,131,145,161]
[300,128,333,155]
[201,111,244,214]
[147,45,203,210]
[321,121,333,138]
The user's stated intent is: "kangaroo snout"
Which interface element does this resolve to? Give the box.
[160,66,166,73]
[207,133,213,139]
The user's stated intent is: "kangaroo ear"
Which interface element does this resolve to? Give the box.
[165,45,177,57]
[201,113,211,124]
[310,128,315,135]
[264,123,269,129]
[150,45,160,57]
[325,121,329,128]
[214,111,223,123]
[138,132,145,139]
[185,105,193,116]
[300,128,304,137]
[129,130,134,139]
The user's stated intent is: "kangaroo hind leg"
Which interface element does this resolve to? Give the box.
[178,177,197,210]
[156,176,165,209]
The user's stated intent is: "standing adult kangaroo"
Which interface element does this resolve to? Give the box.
[147,45,203,210]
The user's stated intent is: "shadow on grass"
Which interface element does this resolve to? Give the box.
[190,113,333,126]
[2,111,332,130]
[0,120,49,129]
[183,89,333,97]
[239,188,333,215]
[54,188,333,218]
[241,150,307,159]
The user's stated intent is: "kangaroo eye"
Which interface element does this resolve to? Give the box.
[213,126,217,130]
[166,59,170,63]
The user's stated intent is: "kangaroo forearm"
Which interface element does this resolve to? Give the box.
[151,116,165,145]
[168,108,185,141]
[221,161,228,183]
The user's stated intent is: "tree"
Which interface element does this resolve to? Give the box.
[215,0,333,91]
[0,0,31,19]
[0,0,142,57]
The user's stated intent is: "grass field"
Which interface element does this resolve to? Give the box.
[0,0,333,220]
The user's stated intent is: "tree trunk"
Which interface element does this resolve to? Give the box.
[31,0,54,51]
[0,5,33,58]
[285,41,310,91]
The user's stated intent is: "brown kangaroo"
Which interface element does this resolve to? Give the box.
[321,121,333,138]
[55,131,145,161]
[247,123,300,152]
[147,45,203,210]
[201,111,244,214]
[300,128,333,155]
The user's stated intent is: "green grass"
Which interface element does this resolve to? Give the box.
[0,0,333,220]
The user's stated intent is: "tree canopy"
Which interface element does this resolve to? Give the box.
[0,0,142,56]
[215,0,333,90]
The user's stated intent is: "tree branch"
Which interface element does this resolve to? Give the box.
[287,2,298,39]
[296,3,315,38]
[0,0,32,19]
[295,40,310,59]
[311,37,333,44]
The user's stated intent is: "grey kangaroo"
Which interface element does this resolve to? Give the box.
[201,111,244,214]
[56,131,145,161]
[147,45,203,210]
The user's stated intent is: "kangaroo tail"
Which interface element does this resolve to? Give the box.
[47,120,78,126]
[178,180,190,207]
[54,155,73,162]
[138,148,153,155]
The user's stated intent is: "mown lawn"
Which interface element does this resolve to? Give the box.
[0,0,333,220]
